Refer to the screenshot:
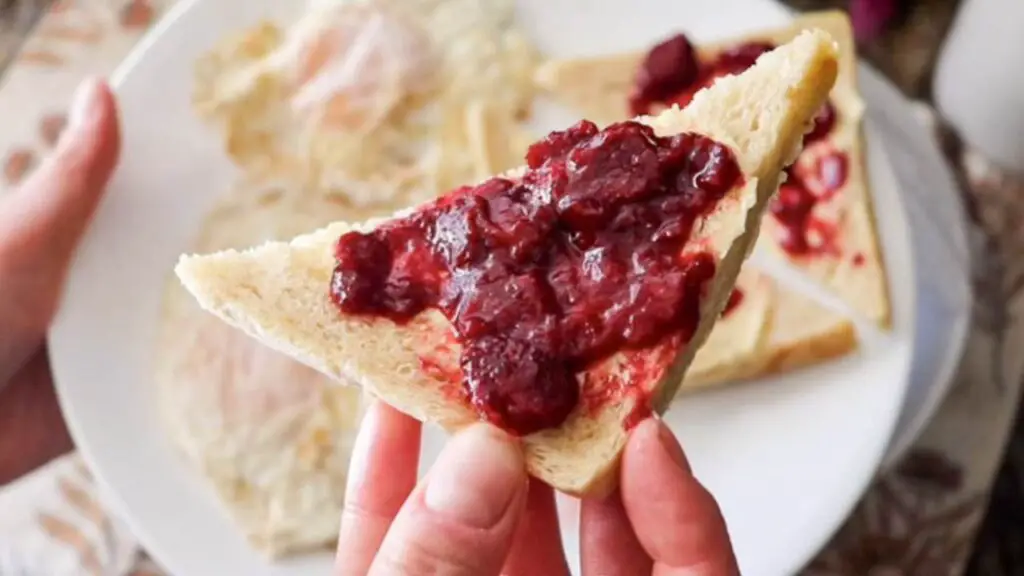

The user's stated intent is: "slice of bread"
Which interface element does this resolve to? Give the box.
[176,31,838,496]
[681,270,856,390]
[535,11,890,330]
[753,11,890,329]
[683,269,773,388]
[757,282,857,377]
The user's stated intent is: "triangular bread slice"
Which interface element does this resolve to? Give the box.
[755,12,889,329]
[535,11,890,330]
[175,31,838,496]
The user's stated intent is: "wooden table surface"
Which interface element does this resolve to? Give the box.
[1,0,1020,574]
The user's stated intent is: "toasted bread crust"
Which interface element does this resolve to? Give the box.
[760,319,857,376]
[680,322,856,390]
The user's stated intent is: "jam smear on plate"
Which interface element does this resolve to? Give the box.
[330,119,742,434]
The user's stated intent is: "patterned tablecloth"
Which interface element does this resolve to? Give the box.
[2,1,1023,574]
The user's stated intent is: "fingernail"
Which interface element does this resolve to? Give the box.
[424,424,526,528]
[653,419,692,474]
[68,78,103,132]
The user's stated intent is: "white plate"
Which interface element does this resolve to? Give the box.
[856,65,973,467]
[48,1,917,575]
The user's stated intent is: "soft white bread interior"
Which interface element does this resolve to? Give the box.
[176,30,839,496]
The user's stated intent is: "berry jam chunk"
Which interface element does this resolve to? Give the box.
[330,119,742,435]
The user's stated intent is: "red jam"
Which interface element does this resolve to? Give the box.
[722,288,744,317]
[629,34,699,116]
[804,101,838,145]
[629,36,777,115]
[330,120,742,435]
[631,34,848,258]
[769,150,849,255]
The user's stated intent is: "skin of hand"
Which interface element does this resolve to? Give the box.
[335,401,739,576]
[0,77,738,576]
[0,78,120,486]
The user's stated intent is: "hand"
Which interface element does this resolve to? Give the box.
[335,401,739,575]
[0,79,121,485]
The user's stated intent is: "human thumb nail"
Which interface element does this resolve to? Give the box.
[653,418,693,474]
[67,77,105,134]
[424,424,527,528]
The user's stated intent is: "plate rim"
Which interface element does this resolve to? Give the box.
[857,63,973,468]
[49,0,214,568]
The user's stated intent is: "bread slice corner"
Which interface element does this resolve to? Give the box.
[681,270,858,391]
[176,30,838,496]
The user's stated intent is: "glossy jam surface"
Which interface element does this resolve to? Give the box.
[631,34,849,258]
[330,120,741,434]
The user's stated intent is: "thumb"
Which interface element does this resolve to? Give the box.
[621,418,740,575]
[369,424,528,576]
[0,78,120,377]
